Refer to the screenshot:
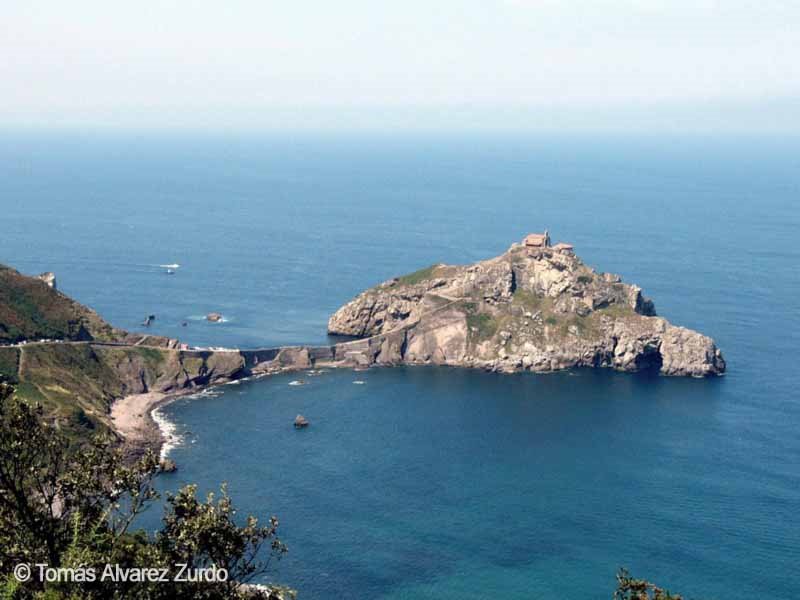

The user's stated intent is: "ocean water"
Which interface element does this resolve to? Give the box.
[1,132,799,599]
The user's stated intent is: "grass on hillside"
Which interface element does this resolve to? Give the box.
[0,347,20,383]
[459,301,500,342]
[0,264,123,344]
[8,344,174,441]
[397,265,439,286]
[467,313,499,341]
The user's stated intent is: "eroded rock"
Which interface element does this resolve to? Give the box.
[327,236,725,377]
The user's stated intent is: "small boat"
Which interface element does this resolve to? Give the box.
[166,268,175,275]
[294,414,310,429]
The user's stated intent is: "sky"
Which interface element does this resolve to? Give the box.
[1,0,799,132]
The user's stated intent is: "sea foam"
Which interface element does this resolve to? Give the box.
[152,406,182,460]
[152,388,224,459]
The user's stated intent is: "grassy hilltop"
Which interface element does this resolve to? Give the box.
[0,264,127,344]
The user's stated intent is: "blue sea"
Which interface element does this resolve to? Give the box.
[1,132,799,599]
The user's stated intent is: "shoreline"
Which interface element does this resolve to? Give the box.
[109,373,273,462]
[110,390,184,461]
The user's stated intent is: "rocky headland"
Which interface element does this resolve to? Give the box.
[327,234,725,377]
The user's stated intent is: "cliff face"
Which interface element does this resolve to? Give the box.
[0,343,245,440]
[328,241,725,377]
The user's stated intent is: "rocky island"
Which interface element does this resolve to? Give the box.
[328,232,725,377]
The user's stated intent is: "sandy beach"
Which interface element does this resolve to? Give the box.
[110,391,172,458]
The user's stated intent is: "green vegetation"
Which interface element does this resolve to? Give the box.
[509,285,640,345]
[594,302,637,319]
[15,344,128,437]
[396,264,438,286]
[0,261,211,439]
[5,344,167,440]
[5,342,245,443]
[0,347,19,384]
[458,301,500,342]
[460,301,477,313]
[0,382,291,599]
[132,346,168,373]
[511,288,545,311]
[10,381,47,405]
[0,264,125,344]
[467,313,499,341]
[577,274,593,285]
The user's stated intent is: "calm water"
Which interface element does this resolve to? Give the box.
[1,132,799,598]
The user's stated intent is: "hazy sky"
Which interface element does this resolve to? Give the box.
[2,0,798,131]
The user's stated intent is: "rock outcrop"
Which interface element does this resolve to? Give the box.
[328,238,725,377]
[36,271,57,289]
[159,458,177,473]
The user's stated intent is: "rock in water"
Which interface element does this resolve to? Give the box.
[294,414,310,428]
[327,232,725,377]
[206,312,223,322]
[159,458,177,472]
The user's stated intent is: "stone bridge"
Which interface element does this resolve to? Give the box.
[238,296,464,373]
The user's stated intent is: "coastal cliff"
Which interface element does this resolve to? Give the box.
[0,342,245,441]
[0,263,245,440]
[328,237,725,377]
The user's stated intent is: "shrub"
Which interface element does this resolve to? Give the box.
[0,384,290,599]
[467,313,498,340]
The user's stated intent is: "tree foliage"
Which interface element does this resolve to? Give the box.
[0,382,290,599]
